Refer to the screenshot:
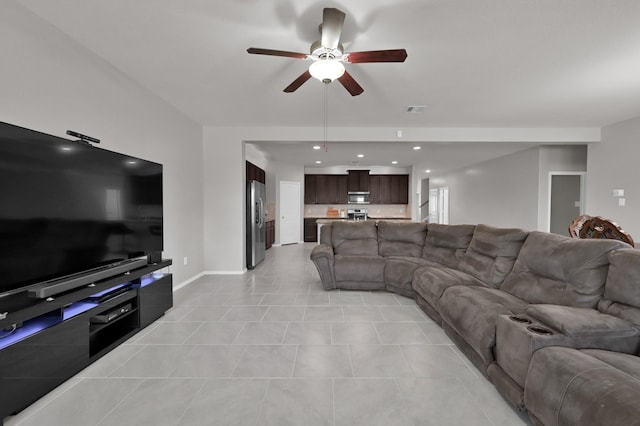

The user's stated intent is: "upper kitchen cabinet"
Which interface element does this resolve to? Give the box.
[369,174,409,204]
[347,170,370,192]
[304,175,317,204]
[390,174,409,204]
[246,161,265,183]
[336,175,348,203]
[305,174,348,204]
[369,175,380,204]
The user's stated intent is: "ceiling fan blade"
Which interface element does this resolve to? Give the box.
[284,70,312,93]
[247,48,308,60]
[338,71,364,96]
[345,49,408,63]
[321,8,346,49]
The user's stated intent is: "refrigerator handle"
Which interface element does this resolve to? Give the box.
[257,198,265,228]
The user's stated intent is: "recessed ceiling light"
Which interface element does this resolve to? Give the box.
[127,160,137,165]
[425,169,431,173]
[391,161,398,165]
[315,160,322,164]
[61,146,72,151]
[313,145,321,150]
[413,146,421,150]
[357,154,364,158]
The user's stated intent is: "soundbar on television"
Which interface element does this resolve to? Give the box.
[27,258,148,299]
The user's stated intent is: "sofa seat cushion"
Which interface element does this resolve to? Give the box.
[384,256,436,295]
[525,346,640,426]
[439,286,528,366]
[412,266,485,310]
[334,254,385,283]
[331,221,379,256]
[501,231,629,308]
[422,223,476,268]
[581,349,640,378]
[377,221,427,257]
[526,304,638,339]
[457,224,529,288]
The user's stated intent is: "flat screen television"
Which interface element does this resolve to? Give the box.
[0,121,163,298]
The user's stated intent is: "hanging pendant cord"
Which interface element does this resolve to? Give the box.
[323,83,328,152]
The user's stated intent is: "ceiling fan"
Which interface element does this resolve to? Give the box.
[247,7,407,96]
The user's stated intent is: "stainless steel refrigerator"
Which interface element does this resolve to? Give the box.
[246,180,266,269]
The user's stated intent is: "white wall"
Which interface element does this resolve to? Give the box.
[202,127,246,273]
[1,2,204,286]
[586,115,640,239]
[429,148,541,229]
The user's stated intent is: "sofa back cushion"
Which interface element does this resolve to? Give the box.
[501,231,629,308]
[598,249,640,327]
[377,221,427,257]
[422,223,476,268]
[457,224,529,288]
[331,221,379,256]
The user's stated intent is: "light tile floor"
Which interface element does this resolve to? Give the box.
[5,243,531,426]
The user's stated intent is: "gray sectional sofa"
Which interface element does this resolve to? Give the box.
[310,220,640,426]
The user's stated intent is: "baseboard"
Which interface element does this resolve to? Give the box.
[173,270,247,292]
[173,272,207,292]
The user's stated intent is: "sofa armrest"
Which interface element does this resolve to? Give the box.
[310,244,336,290]
[525,304,639,338]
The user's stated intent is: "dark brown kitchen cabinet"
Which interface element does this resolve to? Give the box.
[304,175,317,204]
[369,175,380,204]
[265,220,275,250]
[390,175,409,204]
[246,161,265,183]
[336,175,348,203]
[305,174,347,204]
[347,170,370,192]
[316,175,338,204]
[369,174,409,204]
[304,218,318,242]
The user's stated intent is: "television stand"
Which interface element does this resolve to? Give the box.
[0,260,172,420]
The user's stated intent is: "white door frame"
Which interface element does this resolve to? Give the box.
[547,171,586,232]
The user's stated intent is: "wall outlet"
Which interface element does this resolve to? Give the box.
[618,198,626,207]
[183,256,188,265]
[613,189,625,197]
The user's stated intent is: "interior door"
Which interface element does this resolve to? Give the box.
[279,181,301,245]
[550,174,583,235]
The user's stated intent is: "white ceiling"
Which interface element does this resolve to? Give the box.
[17,0,640,171]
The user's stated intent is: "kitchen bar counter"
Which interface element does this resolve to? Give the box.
[313,218,416,242]
[312,217,414,224]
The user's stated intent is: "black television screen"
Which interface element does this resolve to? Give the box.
[0,121,163,296]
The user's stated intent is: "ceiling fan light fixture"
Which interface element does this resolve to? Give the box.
[309,60,345,83]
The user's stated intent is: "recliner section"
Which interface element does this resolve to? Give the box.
[309,221,640,425]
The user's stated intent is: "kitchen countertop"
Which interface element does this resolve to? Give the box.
[313,217,416,224]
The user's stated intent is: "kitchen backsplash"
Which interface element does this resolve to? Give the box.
[305,204,410,218]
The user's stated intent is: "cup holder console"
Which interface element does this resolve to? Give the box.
[509,315,532,325]
[527,325,554,335]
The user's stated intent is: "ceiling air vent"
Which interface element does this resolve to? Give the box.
[406,105,427,113]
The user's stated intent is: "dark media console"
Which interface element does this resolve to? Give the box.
[0,259,173,421]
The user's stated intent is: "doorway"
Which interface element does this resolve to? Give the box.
[428,187,449,224]
[419,178,429,221]
[549,172,585,235]
[279,181,301,245]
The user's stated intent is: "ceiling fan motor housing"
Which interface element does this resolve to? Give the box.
[310,40,344,60]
